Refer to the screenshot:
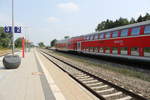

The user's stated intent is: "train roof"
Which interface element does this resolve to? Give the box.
[56,39,68,43]
[56,20,150,41]
[85,20,150,36]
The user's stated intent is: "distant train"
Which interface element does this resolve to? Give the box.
[55,20,150,63]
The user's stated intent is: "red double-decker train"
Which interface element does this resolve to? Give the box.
[55,20,150,62]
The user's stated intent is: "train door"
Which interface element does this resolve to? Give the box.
[77,42,81,52]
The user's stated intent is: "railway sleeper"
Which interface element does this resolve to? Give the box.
[75,75,91,79]
[68,70,81,75]
[116,96,132,100]
[102,92,126,100]
[82,79,98,84]
[78,77,94,81]
[86,82,103,86]
[73,71,83,74]
[106,94,130,100]
[96,88,115,93]
[74,73,87,77]
[98,89,119,95]
[91,85,108,90]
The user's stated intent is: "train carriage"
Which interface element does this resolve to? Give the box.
[68,36,84,51]
[55,20,150,61]
[55,39,69,51]
[80,20,150,57]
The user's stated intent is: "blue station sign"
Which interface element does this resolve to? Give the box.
[4,26,12,33]
[4,26,21,33]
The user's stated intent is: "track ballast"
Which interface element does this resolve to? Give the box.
[40,49,148,100]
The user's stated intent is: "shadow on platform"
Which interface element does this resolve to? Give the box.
[0,66,8,70]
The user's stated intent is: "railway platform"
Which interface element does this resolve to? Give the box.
[0,48,98,100]
[0,49,56,100]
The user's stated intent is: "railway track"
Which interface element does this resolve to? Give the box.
[40,49,148,100]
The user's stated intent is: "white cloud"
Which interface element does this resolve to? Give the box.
[47,17,60,23]
[57,2,79,12]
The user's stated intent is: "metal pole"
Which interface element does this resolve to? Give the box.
[22,37,25,58]
[12,0,15,55]
[24,27,29,52]
[25,27,27,52]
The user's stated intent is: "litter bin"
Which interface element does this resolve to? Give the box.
[3,55,21,69]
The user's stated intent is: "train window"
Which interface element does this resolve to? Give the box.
[86,36,88,40]
[88,36,91,40]
[90,47,93,52]
[90,35,94,40]
[131,27,140,36]
[144,25,150,34]
[112,31,118,38]
[94,34,99,40]
[131,47,139,56]
[95,47,98,53]
[105,47,110,53]
[86,36,89,40]
[105,33,110,38]
[112,47,118,54]
[121,47,127,55]
[84,36,87,40]
[99,48,103,52]
[121,29,128,37]
[100,33,104,39]
[144,47,150,57]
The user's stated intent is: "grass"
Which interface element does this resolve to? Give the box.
[51,51,150,82]
[0,48,11,56]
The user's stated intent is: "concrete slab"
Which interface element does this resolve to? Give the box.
[0,49,55,100]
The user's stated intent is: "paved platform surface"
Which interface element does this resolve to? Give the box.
[0,49,98,100]
[0,49,55,100]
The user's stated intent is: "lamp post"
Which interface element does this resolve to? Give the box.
[2,0,21,69]
[24,26,29,52]
[12,0,15,55]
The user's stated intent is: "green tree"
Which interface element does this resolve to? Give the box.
[105,19,114,29]
[137,15,143,22]
[113,18,129,27]
[95,21,106,31]
[51,39,57,47]
[0,27,12,48]
[64,36,69,40]
[95,13,150,32]
[38,42,45,47]
[130,18,136,24]
[143,13,150,21]
[15,38,22,48]
[95,18,129,31]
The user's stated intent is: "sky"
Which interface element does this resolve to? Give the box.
[0,0,150,45]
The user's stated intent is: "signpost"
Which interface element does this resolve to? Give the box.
[3,0,21,69]
[12,0,14,55]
